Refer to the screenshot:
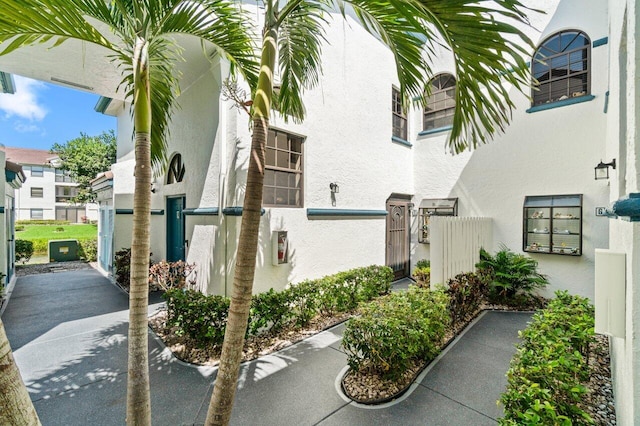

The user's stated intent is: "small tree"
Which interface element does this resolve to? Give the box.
[50,130,117,204]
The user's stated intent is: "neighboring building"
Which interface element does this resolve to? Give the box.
[4,1,640,424]
[3,147,97,223]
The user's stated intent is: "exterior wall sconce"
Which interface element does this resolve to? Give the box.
[329,182,339,193]
[595,159,616,180]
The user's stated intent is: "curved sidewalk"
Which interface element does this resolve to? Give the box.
[1,268,531,425]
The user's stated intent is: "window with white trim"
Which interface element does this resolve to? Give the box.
[31,187,43,198]
[532,30,590,106]
[392,87,407,140]
[30,208,43,220]
[263,129,304,208]
[31,166,44,177]
[423,74,456,131]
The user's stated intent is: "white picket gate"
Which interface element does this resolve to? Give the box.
[429,217,493,287]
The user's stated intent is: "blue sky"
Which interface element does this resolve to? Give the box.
[0,76,116,151]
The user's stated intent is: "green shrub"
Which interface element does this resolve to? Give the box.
[415,259,430,269]
[445,272,488,328]
[15,240,34,264]
[148,260,196,291]
[78,239,98,262]
[163,289,230,346]
[476,246,548,303]
[342,287,450,380]
[16,219,69,226]
[249,288,294,335]
[500,291,595,425]
[15,225,24,232]
[162,265,394,344]
[55,227,65,232]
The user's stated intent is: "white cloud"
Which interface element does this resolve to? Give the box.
[14,122,40,133]
[0,76,48,121]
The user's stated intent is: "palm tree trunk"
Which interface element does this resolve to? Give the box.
[205,24,278,426]
[0,317,41,425]
[127,37,152,426]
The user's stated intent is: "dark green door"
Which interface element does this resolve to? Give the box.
[166,196,185,262]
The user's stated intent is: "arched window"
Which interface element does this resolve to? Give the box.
[166,153,185,184]
[532,30,590,106]
[423,74,456,131]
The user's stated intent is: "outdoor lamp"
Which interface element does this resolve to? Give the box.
[329,182,339,193]
[595,159,616,180]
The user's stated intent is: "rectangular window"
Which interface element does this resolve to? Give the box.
[30,208,43,220]
[55,169,73,183]
[392,87,407,141]
[523,194,583,256]
[56,207,83,223]
[55,186,79,202]
[263,129,304,208]
[31,166,44,177]
[30,187,44,198]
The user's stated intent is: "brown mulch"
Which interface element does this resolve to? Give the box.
[149,309,353,366]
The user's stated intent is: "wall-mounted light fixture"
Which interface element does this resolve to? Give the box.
[329,182,339,193]
[595,159,616,180]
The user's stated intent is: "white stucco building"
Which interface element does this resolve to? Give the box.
[2,147,98,223]
[1,0,640,423]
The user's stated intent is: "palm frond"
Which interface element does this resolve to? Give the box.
[157,0,259,93]
[275,0,329,122]
[0,0,116,54]
[409,0,536,153]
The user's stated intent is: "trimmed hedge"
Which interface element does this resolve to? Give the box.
[16,219,70,226]
[163,265,393,347]
[15,240,34,264]
[499,291,595,425]
[342,286,450,380]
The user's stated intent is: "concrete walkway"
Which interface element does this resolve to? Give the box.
[2,269,532,425]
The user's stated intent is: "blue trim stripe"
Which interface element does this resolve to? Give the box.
[391,136,412,147]
[592,37,608,48]
[0,207,4,214]
[418,125,453,136]
[0,72,15,94]
[183,207,219,216]
[307,209,388,217]
[526,95,595,113]
[222,207,265,216]
[94,96,112,114]
[116,209,164,215]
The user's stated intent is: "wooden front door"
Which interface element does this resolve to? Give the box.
[386,196,411,280]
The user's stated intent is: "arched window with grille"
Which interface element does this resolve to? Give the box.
[423,73,456,131]
[532,30,590,106]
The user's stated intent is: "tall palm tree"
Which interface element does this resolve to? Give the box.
[0,1,257,424]
[205,1,534,424]
[0,318,41,425]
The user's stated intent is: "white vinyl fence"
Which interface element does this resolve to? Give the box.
[430,217,493,287]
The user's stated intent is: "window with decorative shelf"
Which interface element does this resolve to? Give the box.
[418,198,458,243]
[523,194,582,256]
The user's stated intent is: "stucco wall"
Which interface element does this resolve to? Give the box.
[607,1,640,424]
[411,0,609,298]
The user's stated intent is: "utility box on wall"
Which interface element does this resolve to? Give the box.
[49,239,80,262]
[595,249,626,338]
[272,231,288,266]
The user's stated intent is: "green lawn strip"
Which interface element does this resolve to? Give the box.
[16,224,97,254]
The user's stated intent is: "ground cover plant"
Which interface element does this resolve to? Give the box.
[500,291,596,425]
[413,259,431,288]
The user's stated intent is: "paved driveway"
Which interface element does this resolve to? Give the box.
[2,269,532,425]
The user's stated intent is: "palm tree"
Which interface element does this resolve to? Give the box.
[0,1,257,424]
[0,318,41,425]
[205,1,534,424]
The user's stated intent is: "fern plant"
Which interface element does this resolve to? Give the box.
[476,246,548,301]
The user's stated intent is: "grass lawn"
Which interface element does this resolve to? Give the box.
[17,224,97,241]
